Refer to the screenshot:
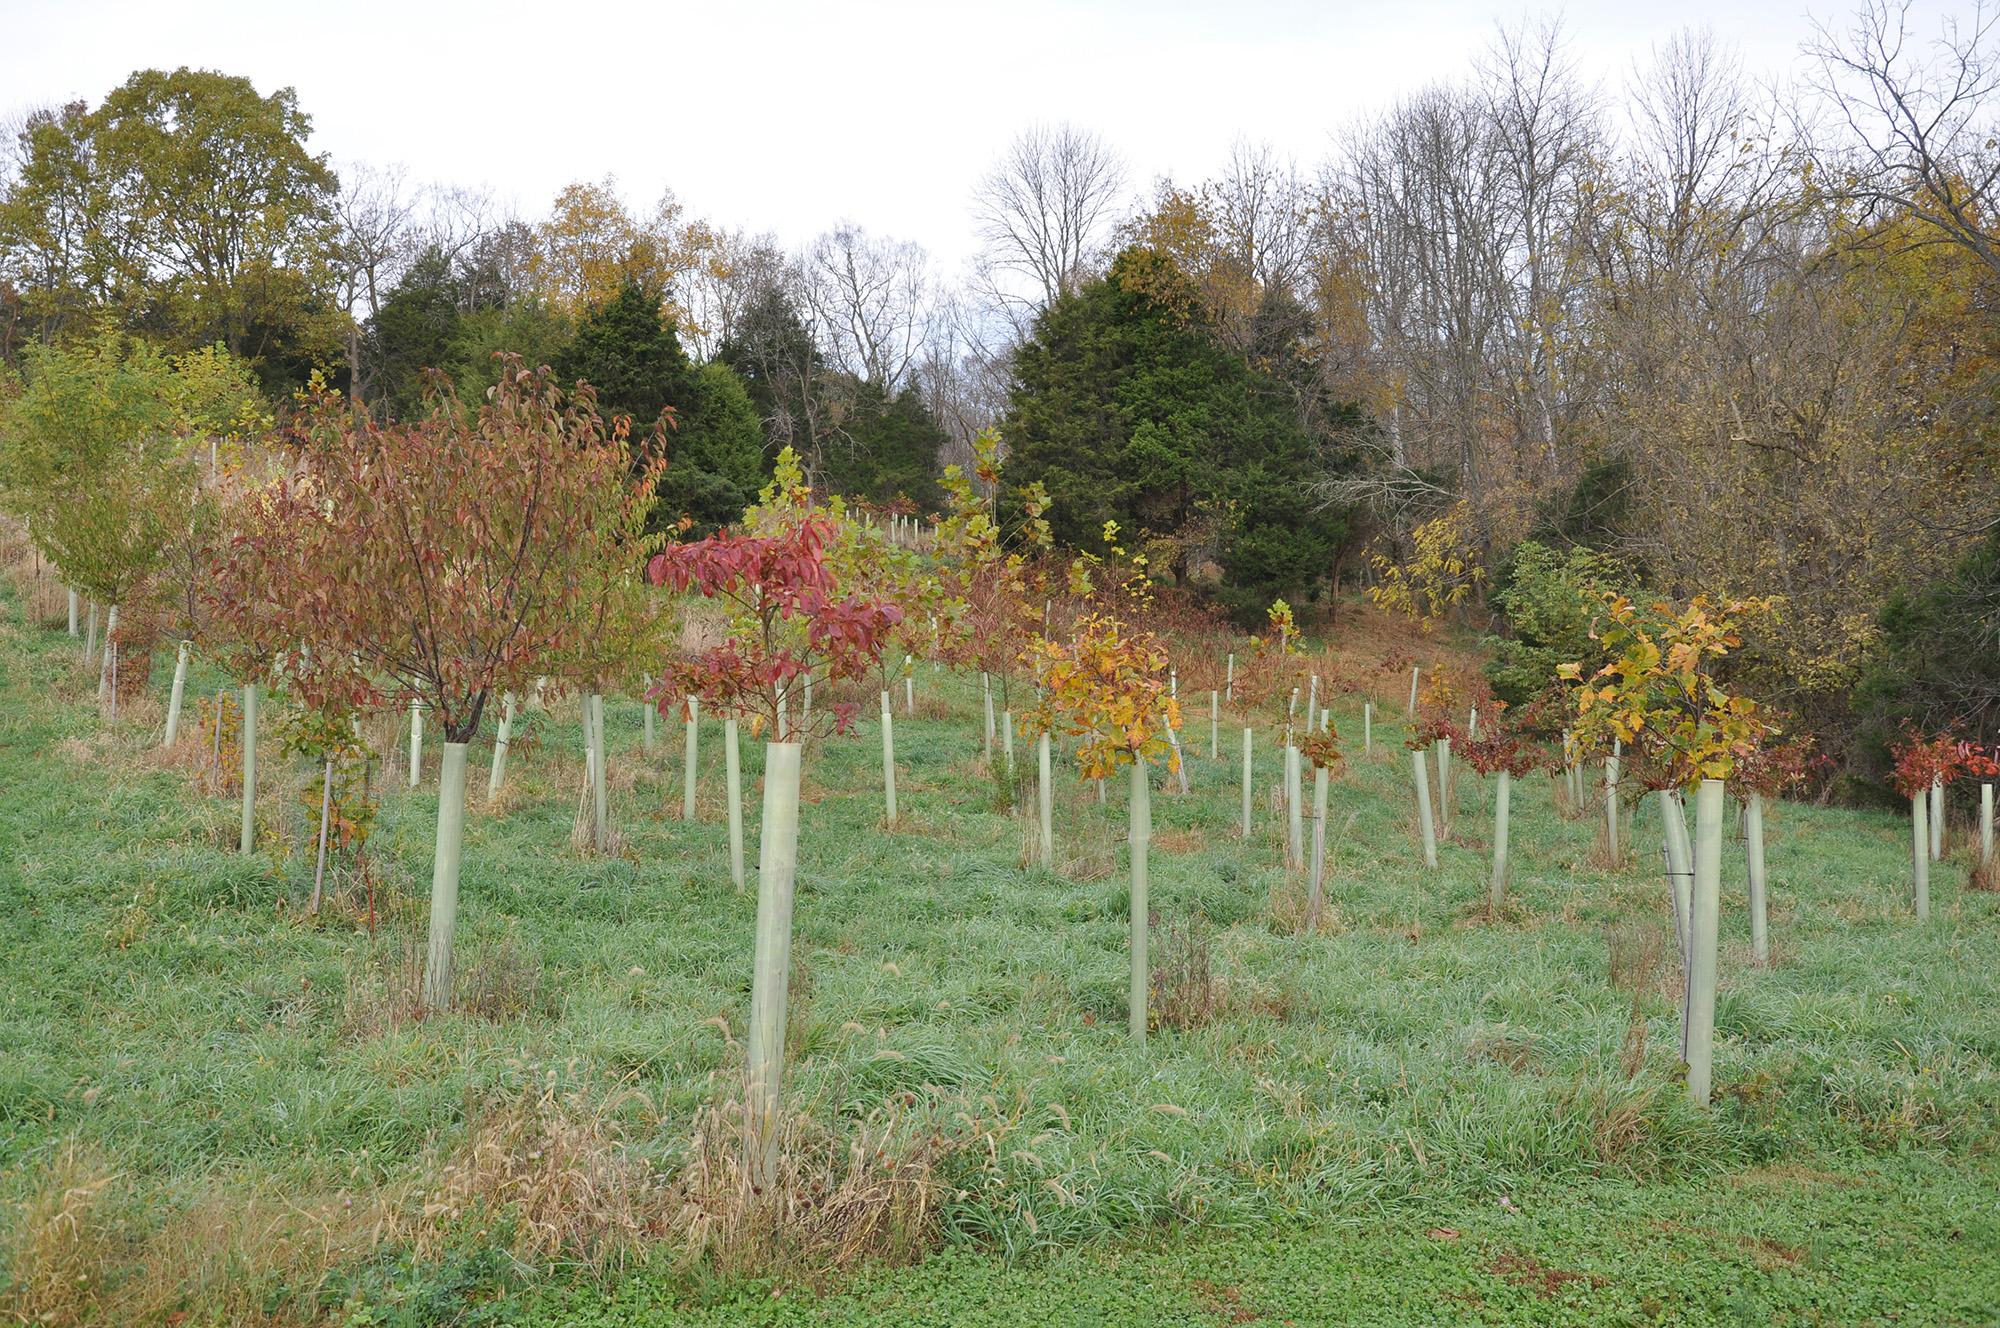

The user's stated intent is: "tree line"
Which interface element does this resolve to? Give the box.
[3,1,1997,789]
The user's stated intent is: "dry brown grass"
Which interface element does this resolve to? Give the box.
[666,1096,957,1278]
[402,1073,668,1275]
[0,1141,375,1327]
[1606,919,1671,1078]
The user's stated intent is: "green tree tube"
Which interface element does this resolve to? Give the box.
[1930,776,1944,861]
[1686,778,1725,1106]
[1490,768,1512,912]
[1406,665,1419,716]
[1661,788,1693,967]
[1306,760,1332,930]
[590,693,609,852]
[311,757,334,914]
[84,602,97,659]
[1209,690,1218,759]
[1285,743,1303,867]
[1746,792,1769,965]
[66,589,78,636]
[1912,789,1929,921]
[982,672,995,758]
[487,693,515,800]
[1002,709,1015,772]
[96,605,118,703]
[1037,731,1054,866]
[642,674,655,752]
[880,691,898,826]
[683,697,700,822]
[1982,782,1994,867]
[421,742,470,1012]
[1436,736,1453,838]
[725,716,745,889]
[745,740,803,1187]
[1412,748,1438,868]
[1225,652,1234,703]
[1604,740,1622,860]
[408,699,423,788]
[239,682,258,853]
[162,640,191,747]
[1128,757,1151,1043]
[1363,701,1372,757]
[1240,727,1254,838]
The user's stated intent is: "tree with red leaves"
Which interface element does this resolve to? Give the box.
[212,359,659,1009]
[1458,706,1548,913]
[644,490,900,1189]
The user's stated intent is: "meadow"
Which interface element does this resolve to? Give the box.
[1,573,1997,1326]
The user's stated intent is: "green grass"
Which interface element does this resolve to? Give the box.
[1,584,1996,1326]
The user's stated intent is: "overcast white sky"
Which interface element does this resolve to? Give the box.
[0,0,1965,273]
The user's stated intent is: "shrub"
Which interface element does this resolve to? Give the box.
[1483,540,1633,706]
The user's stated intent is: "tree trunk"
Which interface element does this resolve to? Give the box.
[421,742,471,1012]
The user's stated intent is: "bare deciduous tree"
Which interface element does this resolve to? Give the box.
[1807,0,2000,275]
[802,223,935,390]
[971,123,1127,330]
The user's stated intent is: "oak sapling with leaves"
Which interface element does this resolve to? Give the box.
[1887,724,1968,922]
[1733,728,1820,962]
[932,429,1054,764]
[1560,591,1773,1107]
[1458,705,1548,913]
[1028,613,1181,1044]
[1299,726,1344,931]
[644,481,900,1188]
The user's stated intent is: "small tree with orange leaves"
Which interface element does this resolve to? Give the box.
[1028,613,1181,1043]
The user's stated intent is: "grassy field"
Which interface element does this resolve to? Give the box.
[1,574,1997,1326]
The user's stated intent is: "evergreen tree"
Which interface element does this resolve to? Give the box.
[363,246,462,419]
[820,380,948,510]
[558,279,763,534]
[1003,247,1351,619]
